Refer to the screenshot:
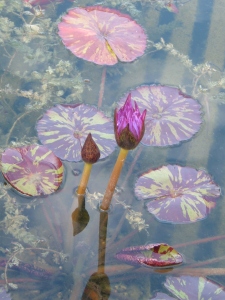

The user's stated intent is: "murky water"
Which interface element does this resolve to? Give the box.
[1,0,225,299]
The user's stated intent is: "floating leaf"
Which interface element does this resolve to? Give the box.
[0,287,11,300]
[151,292,176,300]
[164,276,225,299]
[58,6,147,65]
[135,165,220,224]
[1,145,63,197]
[115,243,183,267]
[118,85,202,146]
[36,104,116,162]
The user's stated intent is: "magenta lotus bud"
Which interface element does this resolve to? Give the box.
[114,93,147,150]
[81,133,100,164]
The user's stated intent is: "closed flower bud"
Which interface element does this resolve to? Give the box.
[81,133,100,164]
[114,93,146,150]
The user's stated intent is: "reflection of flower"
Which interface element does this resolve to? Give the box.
[114,93,147,150]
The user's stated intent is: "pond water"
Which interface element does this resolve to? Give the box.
[1,0,225,299]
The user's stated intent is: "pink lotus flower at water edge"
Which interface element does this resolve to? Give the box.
[114,93,147,150]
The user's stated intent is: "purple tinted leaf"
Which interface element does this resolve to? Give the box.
[118,85,202,146]
[36,104,116,162]
[164,276,225,299]
[150,292,177,300]
[135,165,220,224]
[1,145,63,196]
[0,287,11,300]
[116,243,183,267]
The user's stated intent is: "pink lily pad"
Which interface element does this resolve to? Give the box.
[135,165,221,224]
[58,6,147,65]
[118,85,202,146]
[36,104,116,162]
[116,243,183,268]
[1,145,63,197]
[164,276,225,299]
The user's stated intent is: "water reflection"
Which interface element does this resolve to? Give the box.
[71,194,90,236]
[81,211,111,299]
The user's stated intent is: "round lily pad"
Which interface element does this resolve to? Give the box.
[118,85,202,146]
[135,165,221,224]
[36,104,116,162]
[164,276,225,299]
[58,6,147,65]
[116,243,183,268]
[1,145,63,197]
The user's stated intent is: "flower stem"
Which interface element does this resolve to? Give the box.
[77,162,93,195]
[100,148,129,211]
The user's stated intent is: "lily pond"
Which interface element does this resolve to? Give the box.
[1,0,225,299]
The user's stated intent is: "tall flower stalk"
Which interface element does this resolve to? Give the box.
[77,133,100,195]
[100,94,146,211]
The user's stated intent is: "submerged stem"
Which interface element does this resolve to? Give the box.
[77,162,93,195]
[100,148,129,211]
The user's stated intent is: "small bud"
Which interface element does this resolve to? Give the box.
[81,133,100,164]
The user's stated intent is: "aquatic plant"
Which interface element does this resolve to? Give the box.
[77,133,100,195]
[58,6,147,65]
[100,0,181,16]
[100,93,146,211]
[118,85,202,146]
[23,0,63,6]
[0,287,11,300]
[135,165,221,224]
[36,104,116,162]
[1,144,64,196]
[151,275,225,299]
[3,241,68,290]
[116,243,183,267]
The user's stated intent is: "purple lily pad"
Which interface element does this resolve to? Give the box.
[1,145,63,197]
[115,243,183,268]
[150,292,176,300]
[118,85,202,146]
[135,165,221,224]
[164,276,225,299]
[0,287,11,300]
[36,104,116,162]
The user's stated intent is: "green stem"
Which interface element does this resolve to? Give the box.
[100,148,129,211]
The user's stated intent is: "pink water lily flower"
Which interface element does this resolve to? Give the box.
[114,93,147,150]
